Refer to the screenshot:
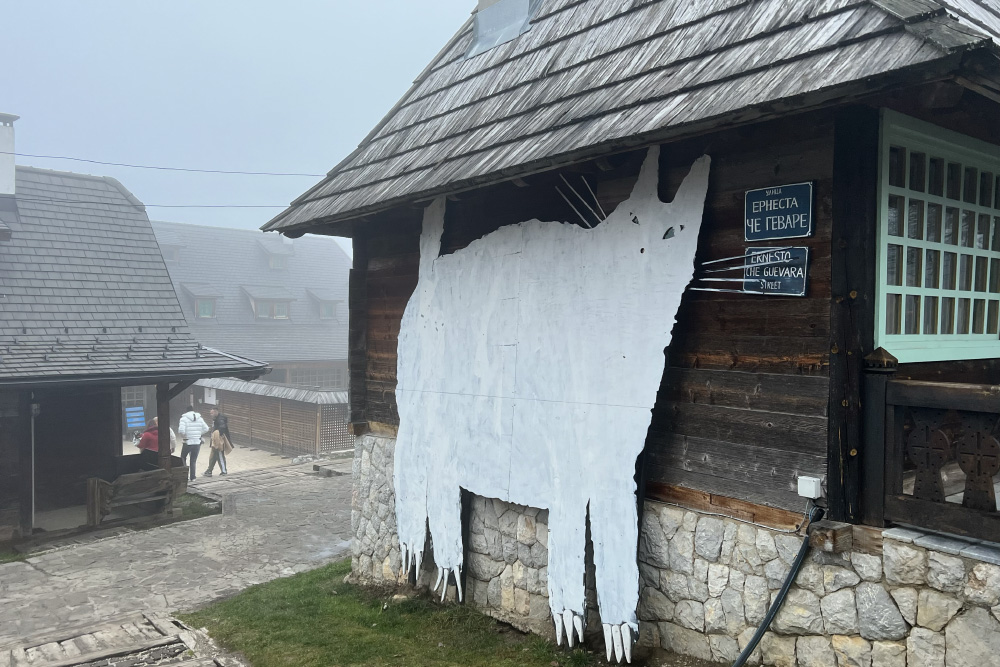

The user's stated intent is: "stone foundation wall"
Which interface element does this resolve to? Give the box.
[352,434,1000,666]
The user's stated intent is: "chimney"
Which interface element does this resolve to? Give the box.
[0,113,17,196]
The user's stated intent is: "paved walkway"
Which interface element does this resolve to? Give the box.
[121,440,298,476]
[0,461,354,646]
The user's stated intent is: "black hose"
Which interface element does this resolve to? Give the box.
[730,505,825,667]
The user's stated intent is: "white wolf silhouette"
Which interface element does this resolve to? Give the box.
[394,147,711,663]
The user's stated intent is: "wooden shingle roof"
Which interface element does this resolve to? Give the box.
[264,0,1000,235]
[0,167,268,387]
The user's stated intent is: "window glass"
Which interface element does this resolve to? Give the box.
[320,302,336,319]
[879,112,1000,360]
[196,299,215,318]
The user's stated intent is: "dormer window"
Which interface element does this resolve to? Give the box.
[255,299,291,319]
[195,298,216,319]
[306,288,342,321]
[466,0,541,59]
[269,254,287,270]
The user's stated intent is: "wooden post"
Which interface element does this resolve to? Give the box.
[828,106,879,522]
[348,227,369,434]
[315,405,322,456]
[156,382,171,471]
[18,391,33,536]
[861,348,898,526]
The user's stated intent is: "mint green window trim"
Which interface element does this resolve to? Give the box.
[876,110,1000,363]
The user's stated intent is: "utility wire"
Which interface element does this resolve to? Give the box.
[13,196,286,208]
[3,150,325,177]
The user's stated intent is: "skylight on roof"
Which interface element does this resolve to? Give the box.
[466,0,542,59]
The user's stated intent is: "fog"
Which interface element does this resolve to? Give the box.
[1,0,474,255]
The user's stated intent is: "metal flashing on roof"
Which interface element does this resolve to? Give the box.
[466,0,542,59]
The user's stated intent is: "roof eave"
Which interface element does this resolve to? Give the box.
[267,52,969,238]
[0,363,269,390]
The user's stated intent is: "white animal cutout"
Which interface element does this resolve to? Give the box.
[394,147,711,663]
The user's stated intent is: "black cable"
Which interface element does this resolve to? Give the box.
[3,150,324,177]
[730,503,825,667]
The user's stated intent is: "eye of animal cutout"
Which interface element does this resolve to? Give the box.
[631,214,639,225]
[663,227,674,240]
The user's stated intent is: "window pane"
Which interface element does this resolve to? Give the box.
[977,256,989,292]
[905,295,921,334]
[945,207,959,244]
[907,199,924,239]
[924,296,939,334]
[909,152,926,192]
[992,258,1000,293]
[961,210,976,247]
[925,249,940,289]
[943,252,957,289]
[887,244,903,286]
[990,301,999,334]
[982,172,994,207]
[947,162,962,199]
[906,247,922,287]
[973,299,986,334]
[977,214,991,250]
[886,294,902,334]
[996,175,1000,209]
[942,297,956,334]
[275,302,288,318]
[929,157,945,196]
[965,166,979,204]
[888,196,904,236]
[889,146,906,187]
[960,254,973,291]
[926,203,942,242]
[958,298,971,334]
[994,215,1000,251]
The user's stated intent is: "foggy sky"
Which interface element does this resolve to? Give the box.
[1,1,474,255]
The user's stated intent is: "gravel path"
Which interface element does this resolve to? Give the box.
[0,462,353,645]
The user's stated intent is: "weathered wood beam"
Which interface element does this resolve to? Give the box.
[861,348,898,527]
[155,382,172,471]
[18,391,32,536]
[348,227,369,433]
[828,106,879,523]
[166,379,195,401]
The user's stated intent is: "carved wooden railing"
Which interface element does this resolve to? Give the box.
[862,350,1000,541]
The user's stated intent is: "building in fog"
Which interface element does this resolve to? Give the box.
[0,112,267,538]
[147,221,353,456]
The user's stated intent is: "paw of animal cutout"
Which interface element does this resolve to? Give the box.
[399,542,423,580]
[553,609,584,648]
[602,623,635,664]
[432,565,463,602]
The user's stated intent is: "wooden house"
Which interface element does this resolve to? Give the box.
[0,119,267,540]
[265,1,1000,664]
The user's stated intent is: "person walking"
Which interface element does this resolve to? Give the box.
[204,406,232,477]
[177,406,209,481]
[135,416,176,468]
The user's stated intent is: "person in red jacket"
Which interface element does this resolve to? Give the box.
[136,416,176,467]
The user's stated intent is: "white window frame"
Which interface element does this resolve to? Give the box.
[876,109,1000,363]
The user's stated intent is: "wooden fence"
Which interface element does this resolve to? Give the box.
[219,391,352,456]
[863,351,1000,541]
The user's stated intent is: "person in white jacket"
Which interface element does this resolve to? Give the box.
[177,406,210,481]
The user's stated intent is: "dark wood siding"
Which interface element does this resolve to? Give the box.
[353,110,838,511]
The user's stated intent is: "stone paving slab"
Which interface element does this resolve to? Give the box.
[0,463,352,646]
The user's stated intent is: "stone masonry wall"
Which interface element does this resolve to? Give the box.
[353,434,1000,666]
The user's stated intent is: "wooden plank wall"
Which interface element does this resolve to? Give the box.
[355,110,838,511]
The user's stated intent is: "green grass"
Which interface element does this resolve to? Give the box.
[172,493,220,521]
[181,559,598,667]
[0,549,25,564]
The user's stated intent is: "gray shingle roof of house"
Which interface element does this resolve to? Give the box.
[195,377,349,405]
[0,167,268,386]
[264,0,1000,235]
[151,221,350,363]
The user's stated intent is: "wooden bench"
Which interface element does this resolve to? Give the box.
[86,466,188,526]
